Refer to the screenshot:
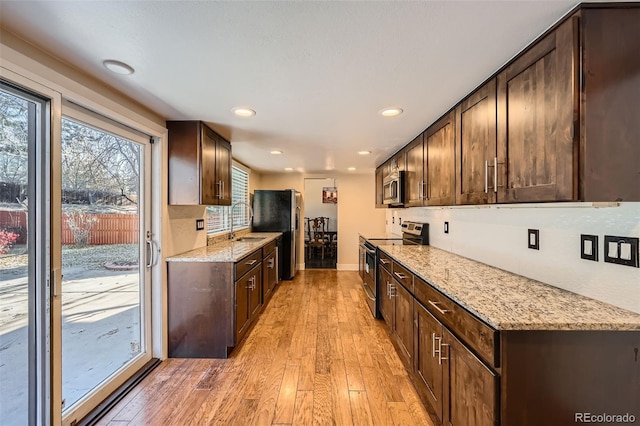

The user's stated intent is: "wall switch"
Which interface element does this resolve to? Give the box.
[604,235,639,267]
[196,219,205,230]
[528,229,539,250]
[580,234,598,261]
[444,221,449,234]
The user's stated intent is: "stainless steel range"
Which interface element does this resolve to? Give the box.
[358,222,429,317]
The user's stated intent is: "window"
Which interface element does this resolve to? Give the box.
[207,165,250,234]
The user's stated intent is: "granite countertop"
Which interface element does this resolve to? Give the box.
[166,232,282,263]
[359,232,403,240]
[378,245,640,331]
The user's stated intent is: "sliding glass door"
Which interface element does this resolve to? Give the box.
[0,83,51,425]
[60,106,152,424]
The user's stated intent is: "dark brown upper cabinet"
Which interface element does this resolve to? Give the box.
[167,121,232,205]
[405,133,425,207]
[424,111,456,206]
[455,79,498,205]
[382,4,640,206]
[497,17,577,203]
[405,111,456,207]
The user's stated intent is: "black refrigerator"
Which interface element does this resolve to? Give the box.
[252,190,301,280]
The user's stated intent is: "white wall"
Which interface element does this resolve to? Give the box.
[386,203,640,314]
[259,171,385,270]
[304,178,338,232]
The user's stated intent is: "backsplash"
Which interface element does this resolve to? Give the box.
[386,202,640,314]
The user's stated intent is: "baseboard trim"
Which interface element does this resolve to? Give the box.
[337,263,358,271]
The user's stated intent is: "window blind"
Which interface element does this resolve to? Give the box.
[207,165,250,233]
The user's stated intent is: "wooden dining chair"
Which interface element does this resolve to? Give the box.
[309,217,327,259]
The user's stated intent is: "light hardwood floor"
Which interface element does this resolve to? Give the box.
[95,270,434,425]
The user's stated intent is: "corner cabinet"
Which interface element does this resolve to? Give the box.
[167,120,232,205]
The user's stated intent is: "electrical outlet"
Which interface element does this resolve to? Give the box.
[528,229,539,250]
[444,221,449,234]
[604,235,639,267]
[580,234,598,261]
[196,219,205,230]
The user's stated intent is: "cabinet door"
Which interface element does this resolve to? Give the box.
[375,166,385,208]
[392,278,414,371]
[378,265,393,330]
[201,126,217,205]
[215,136,232,205]
[497,18,577,203]
[405,134,425,207]
[249,265,263,319]
[414,302,444,424]
[263,251,277,302]
[444,331,498,426]
[425,111,456,206]
[456,80,497,205]
[235,274,251,344]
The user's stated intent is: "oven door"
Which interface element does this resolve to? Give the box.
[360,242,377,316]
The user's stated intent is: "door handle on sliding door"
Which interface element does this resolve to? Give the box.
[146,239,159,268]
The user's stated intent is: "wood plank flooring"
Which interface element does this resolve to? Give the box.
[95,270,434,426]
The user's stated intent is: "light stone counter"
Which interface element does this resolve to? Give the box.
[166,232,282,263]
[379,245,640,331]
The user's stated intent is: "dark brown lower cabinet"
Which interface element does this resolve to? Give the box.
[414,302,445,423]
[168,240,279,359]
[445,330,498,426]
[262,248,278,304]
[379,264,414,371]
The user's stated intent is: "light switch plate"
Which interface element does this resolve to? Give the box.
[528,229,539,250]
[604,235,639,267]
[580,234,598,261]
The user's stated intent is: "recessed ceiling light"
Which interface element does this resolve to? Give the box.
[103,60,134,75]
[284,167,294,171]
[270,150,283,155]
[379,107,403,117]
[358,151,371,155]
[232,107,256,117]
[348,167,356,171]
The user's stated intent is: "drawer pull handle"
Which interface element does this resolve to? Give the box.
[393,272,407,280]
[438,342,449,365]
[428,300,450,315]
[245,259,257,266]
[380,259,390,265]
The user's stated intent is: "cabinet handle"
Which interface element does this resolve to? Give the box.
[493,157,499,193]
[389,284,396,298]
[438,342,449,365]
[221,180,225,198]
[484,160,489,193]
[418,181,424,200]
[393,271,407,280]
[428,300,450,315]
[245,259,257,266]
[432,333,438,358]
[380,259,390,265]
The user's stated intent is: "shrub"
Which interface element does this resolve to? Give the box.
[65,212,98,248]
[0,230,19,254]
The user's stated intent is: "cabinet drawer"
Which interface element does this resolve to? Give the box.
[414,276,498,368]
[392,261,414,292]
[236,249,262,279]
[262,240,276,256]
[379,251,393,271]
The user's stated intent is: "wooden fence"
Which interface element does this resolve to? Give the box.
[0,210,138,245]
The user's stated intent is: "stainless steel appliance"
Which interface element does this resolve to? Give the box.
[382,170,404,205]
[359,222,429,318]
[252,189,301,280]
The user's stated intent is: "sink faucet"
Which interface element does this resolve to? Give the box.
[229,201,254,240]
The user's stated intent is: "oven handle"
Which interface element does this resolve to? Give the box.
[362,283,376,301]
[359,244,376,255]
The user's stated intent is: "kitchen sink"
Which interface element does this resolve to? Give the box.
[234,237,265,242]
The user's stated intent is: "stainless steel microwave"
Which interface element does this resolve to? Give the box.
[383,171,404,205]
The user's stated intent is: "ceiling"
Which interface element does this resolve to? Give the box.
[0,0,590,174]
